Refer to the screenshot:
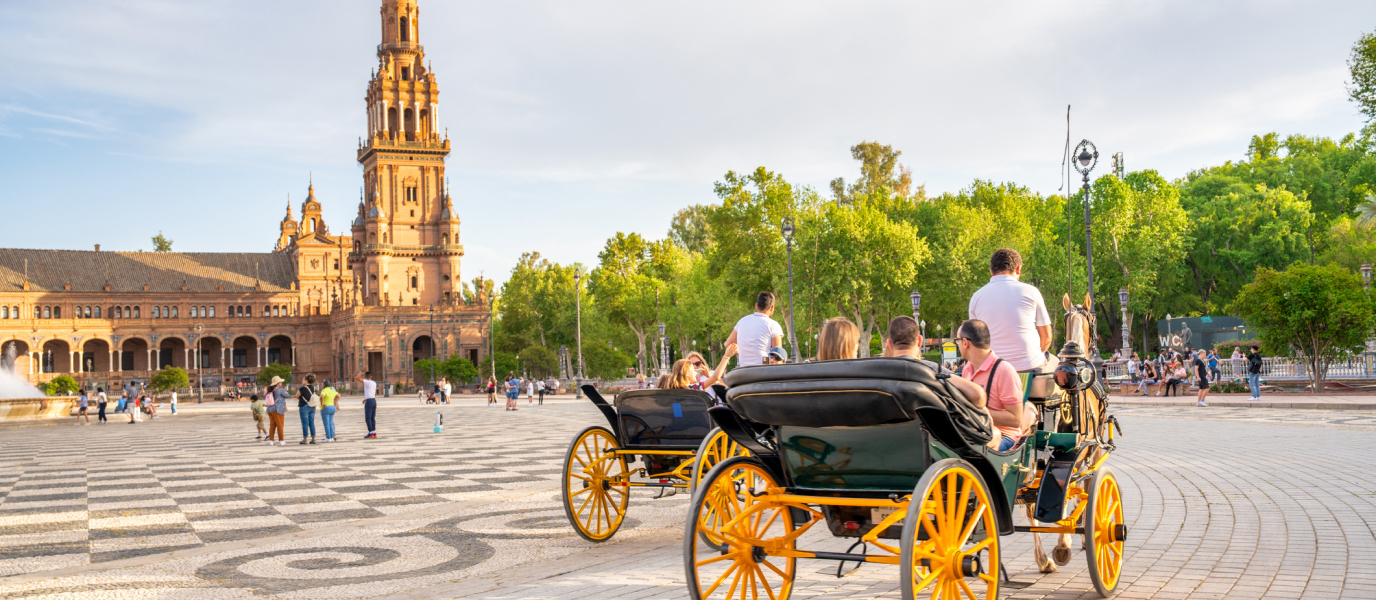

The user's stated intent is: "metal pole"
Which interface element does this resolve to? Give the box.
[786,238,799,362]
[429,305,435,389]
[575,271,584,398]
[1083,174,1094,310]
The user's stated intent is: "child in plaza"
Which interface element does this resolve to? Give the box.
[251,394,267,439]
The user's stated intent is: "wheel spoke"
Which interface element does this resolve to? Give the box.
[913,570,940,593]
[724,563,745,600]
[569,486,591,498]
[944,472,959,533]
[756,565,779,600]
[696,551,741,567]
[957,502,985,546]
[966,537,993,553]
[761,558,788,579]
[957,578,978,600]
[704,562,740,597]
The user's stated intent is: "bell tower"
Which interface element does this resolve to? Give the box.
[352,0,462,307]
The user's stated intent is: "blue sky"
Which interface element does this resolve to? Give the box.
[1,0,1373,286]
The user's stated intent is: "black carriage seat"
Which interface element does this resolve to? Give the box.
[722,357,962,429]
[612,389,714,449]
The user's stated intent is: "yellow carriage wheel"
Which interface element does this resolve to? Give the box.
[690,428,752,551]
[684,456,795,600]
[899,459,1000,600]
[561,426,630,542]
[1084,466,1126,597]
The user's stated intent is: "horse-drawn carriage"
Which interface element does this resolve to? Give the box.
[560,386,749,542]
[681,295,1126,599]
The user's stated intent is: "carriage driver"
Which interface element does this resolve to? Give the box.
[969,248,1054,373]
[882,316,1010,450]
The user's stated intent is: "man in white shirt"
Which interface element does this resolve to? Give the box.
[968,248,1053,372]
[725,292,785,367]
[353,371,378,439]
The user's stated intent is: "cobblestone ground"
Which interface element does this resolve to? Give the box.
[0,400,1373,599]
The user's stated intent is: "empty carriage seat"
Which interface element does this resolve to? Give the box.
[613,389,713,448]
[721,357,959,429]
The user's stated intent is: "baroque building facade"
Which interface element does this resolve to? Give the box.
[0,0,489,393]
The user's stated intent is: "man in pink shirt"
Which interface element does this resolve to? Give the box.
[957,319,1027,452]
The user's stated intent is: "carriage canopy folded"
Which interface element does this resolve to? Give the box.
[721,357,970,429]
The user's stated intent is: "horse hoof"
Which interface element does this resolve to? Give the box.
[1053,546,1073,565]
[1038,561,1059,574]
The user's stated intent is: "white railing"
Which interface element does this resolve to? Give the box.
[1103,355,1376,380]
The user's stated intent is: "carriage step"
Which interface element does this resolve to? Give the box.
[1013,525,1084,534]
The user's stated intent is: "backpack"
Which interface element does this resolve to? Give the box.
[302,385,318,408]
[1248,353,1263,374]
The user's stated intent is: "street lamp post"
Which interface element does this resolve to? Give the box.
[1074,140,1100,360]
[429,305,436,391]
[782,217,799,362]
[1362,263,1372,299]
[909,291,921,322]
[1118,288,1130,355]
[658,322,668,376]
[574,270,584,398]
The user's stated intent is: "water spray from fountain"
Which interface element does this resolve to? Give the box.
[0,342,44,399]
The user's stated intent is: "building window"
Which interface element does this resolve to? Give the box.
[9,306,15,319]
[113,306,120,318]
[406,187,417,203]
[209,306,215,318]
[410,276,418,289]
[334,259,340,270]
[133,306,140,318]
[94,306,101,318]
[171,306,178,318]
[273,306,280,317]
[43,307,51,319]
[35,307,41,319]
[86,306,93,318]
[153,306,161,318]
[1,307,7,319]
[264,306,271,317]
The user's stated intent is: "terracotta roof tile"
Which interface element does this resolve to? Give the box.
[0,249,296,293]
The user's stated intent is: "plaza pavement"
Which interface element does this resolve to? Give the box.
[0,397,1373,598]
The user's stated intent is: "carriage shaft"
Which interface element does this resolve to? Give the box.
[1014,525,1083,534]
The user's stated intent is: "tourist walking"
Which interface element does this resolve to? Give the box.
[485,376,497,406]
[1126,354,1139,384]
[1207,350,1220,382]
[1247,345,1264,401]
[506,373,519,411]
[536,378,545,405]
[264,376,289,445]
[170,390,178,415]
[354,371,378,439]
[1193,349,1211,407]
[526,378,534,407]
[726,292,785,366]
[319,379,339,442]
[126,393,138,424]
[76,390,90,425]
[298,374,318,445]
[96,387,107,423]
[251,394,267,439]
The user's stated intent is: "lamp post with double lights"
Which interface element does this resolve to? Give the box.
[782,217,799,362]
[428,305,436,392]
[1074,140,1100,364]
[1118,288,1130,354]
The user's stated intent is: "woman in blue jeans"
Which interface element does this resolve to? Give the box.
[298,373,318,445]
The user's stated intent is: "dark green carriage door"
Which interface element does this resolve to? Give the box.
[780,420,930,491]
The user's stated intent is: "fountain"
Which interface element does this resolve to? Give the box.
[0,341,74,419]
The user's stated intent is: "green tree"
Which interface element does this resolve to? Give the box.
[1322,215,1376,269]
[256,363,293,387]
[589,232,682,375]
[668,204,713,254]
[150,367,190,395]
[151,232,173,252]
[414,355,479,386]
[45,375,79,396]
[583,342,634,379]
[517,345,559,379]
[829,141,915,202]
[1085,171,1191,341]
[1349,29,1376,121]
[1229,263,1375,393]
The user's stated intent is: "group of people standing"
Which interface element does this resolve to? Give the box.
[485,373,559,410]
[251,373,341,445]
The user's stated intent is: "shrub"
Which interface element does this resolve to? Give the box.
[45,375,79,396]
[256,363,294,387]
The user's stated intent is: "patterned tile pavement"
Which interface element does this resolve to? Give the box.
[0,399,1373,599]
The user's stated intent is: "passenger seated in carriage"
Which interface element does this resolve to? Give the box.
[955,319,1028,452]
[816,317,859,361]
[880,315,990,410]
